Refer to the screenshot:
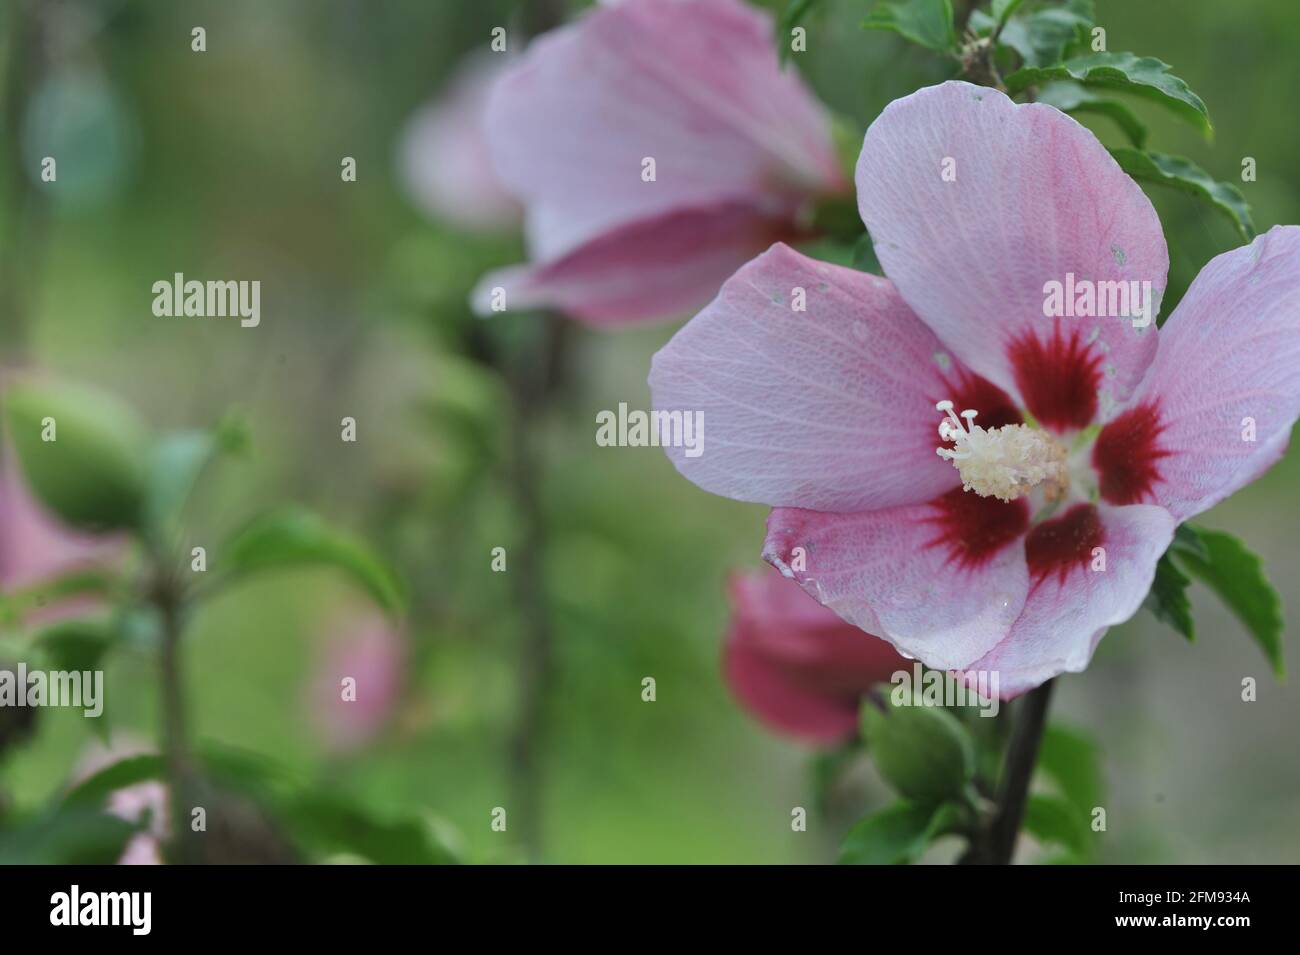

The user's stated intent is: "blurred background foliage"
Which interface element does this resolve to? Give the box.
[0,0,1297,863]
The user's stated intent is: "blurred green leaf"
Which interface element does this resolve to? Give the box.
[1006,52,1211,136]
[852,233,883,274]
[1023,792,1091,856]
[992,0,1027,26]
[1144,551,1196,641]
[1038,80,1146,147]
[285,793,458,864]
[216,508,407,616]
[861,699,975,805]
[839,800,959,864]
[1172,526,1284,679]
[35,618,119,738]
[978,0,1094,69]
[144,428,233,546]
[1,569,121,628]
[62,754,164,809]
[863,0,958,54]
[1109,149,1254,241]
[1038,723,1103,813]
[777,0,823,64]
[0,806,141,864]
[5,379,150,532]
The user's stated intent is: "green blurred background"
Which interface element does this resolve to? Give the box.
[0,0,1296,863]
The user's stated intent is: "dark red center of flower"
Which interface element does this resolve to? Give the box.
[1092,400,1169,505]
[1025,503,1104,587]
[924,488,1029,570]
[1007,324,1102,432]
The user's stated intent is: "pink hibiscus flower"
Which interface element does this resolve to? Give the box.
[308,612,405,754]
[398,52,522,232]
[471,0,846,325]
[651,81,1300,697]
[725,568,907,746]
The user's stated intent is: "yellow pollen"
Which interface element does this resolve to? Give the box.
[934,400,1067,502]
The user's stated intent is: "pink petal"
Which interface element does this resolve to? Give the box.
[472,201,792,325]
[964,502,1176,697]
[649,243,984,511]
[485,0,843,262]
[309,613,406,753]
[856,81,1167,424]
[398,52,522,231]
[1104,226,1300,519]
[723,633,861,745]
[725,569,906,745]
[761,494,1031,672]
[728,569,907,683]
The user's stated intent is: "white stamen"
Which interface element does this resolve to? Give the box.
[934,400,1067,502]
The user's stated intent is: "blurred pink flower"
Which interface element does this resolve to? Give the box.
[309,612,405,754]
[74,739,168,866]
[653,81,1300,697]
[398,52,522,232]
[0,449,123,620]
[472,0,847,325]
[724,569,906,746]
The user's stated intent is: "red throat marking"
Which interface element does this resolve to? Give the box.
[1008,324,1102,432]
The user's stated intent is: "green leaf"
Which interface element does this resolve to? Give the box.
[4,379,150,532]
[863,0,957,54]
[992,0,1026,24]
[0,806,142,864]
[1037,723,1103,813]
[838,800,961,864]
[36,619,118,668]
[1023,792,1091,856]
[1109,149,1255,242]
[1005,52,1211,136]
[143,428,230,547]
[861,699,975,805]
[980,0,1094,69]
[2,569,120,628]
[1171,527,1284,679]
[851,233,883,274]
[1144,551,1196,641]
[216,508,407,616]
[285,794,459,864]
[777,0,823,64]
[1037,81,1146,148]
[62,754,165,809]
[1170,522,1209,562]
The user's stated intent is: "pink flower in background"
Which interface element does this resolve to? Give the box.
[472,0,847,325]
[725,569,907,746]
[398,52,522,232]
[651,81,1300,697]
[309,612,405,753]
[0,450,123,620]
[73,740,168,866]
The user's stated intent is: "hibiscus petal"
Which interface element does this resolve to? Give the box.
[1105,225,1300,519]
[397,53,521,232]
[856,81,1167,424]
[471,201,788,325]
[485,0,843,262]
[723,632,861,745]
[761,495,1031,671]
[963,502,1175,697]
[649,242,995,510]
[728,569,907,679]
